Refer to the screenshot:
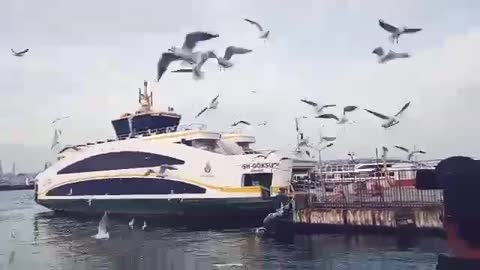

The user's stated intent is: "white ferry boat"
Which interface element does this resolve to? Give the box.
[34,81,295,219]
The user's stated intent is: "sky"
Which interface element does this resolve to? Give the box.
[1,0,480,172]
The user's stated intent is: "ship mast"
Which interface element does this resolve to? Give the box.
[138,80,153,113]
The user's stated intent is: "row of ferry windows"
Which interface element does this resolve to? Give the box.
[58,151,185,174]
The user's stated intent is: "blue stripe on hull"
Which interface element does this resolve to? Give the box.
[46,178,206,196]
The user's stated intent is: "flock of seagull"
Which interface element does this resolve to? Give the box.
[285,19,425,160]
[373,19,422,63]
[156,18,268,82]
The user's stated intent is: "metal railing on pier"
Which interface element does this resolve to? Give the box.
[293,169,443,209]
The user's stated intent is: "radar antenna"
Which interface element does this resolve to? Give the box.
[138,80,153,112]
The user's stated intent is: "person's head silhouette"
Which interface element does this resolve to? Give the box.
[436,156,480,269]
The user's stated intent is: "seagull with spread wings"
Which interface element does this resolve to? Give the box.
[364,102,411,129]
[300,99,336,116]
[168,31,219,63]
[378,19,422,44]
[394,145,427,161]
[216,46,253,69]
[337,106,359,125]
[372,47,410,64]
[11,49,29,57]
[171,51,217,80]
[231,120,251,127]
[195,94,220,118]
[315,114,340,121]
[254,150,276,159]
[244,18,270,39]
[51,116,70,124]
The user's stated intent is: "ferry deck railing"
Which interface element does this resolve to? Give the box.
[60,123,207,152]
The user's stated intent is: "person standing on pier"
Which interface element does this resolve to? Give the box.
[436,156,480,270]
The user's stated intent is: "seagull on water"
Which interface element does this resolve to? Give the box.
[300,99,336,116]
[337,106,359,125]
[244,18,270,40]
[87,198,92,207]
[168,31,219,64]
[93,212,109,240]
[11,48,29,57]
[67,188,73,196]
[195,94,220,118]
[213,263,246,269]
[216,46,252,69]
[372,47,410,64]
[379,19,422,44]
[171,50,217,80]
[129,218,135,229]
[231,120,251,127]
[394,145,427,161]
[364,101,411,129]
[142,221,147,230]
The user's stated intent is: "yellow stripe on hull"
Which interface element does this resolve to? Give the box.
[39,173,288,197]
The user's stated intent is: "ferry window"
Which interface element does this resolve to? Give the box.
[243,173,273,188]
[237,142,253,152]
[58,151,185,174]
[191,139,217,152]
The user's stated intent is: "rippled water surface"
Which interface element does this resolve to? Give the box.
[0,190,446,269]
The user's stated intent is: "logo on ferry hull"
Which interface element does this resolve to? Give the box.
[204,162,212,173]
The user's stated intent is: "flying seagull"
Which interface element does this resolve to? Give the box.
[51,129,62,149]
[168,31,219,63]
[11,48,29,57]
[300,99,336,115]
[320,136,336,143]
[171,51,217,80]
[294,116,308,132]
[216,46,253,69]
[158,164,178,176]
[315,114,340,121]
[372,47,410,64]
[379,19,422,44]
[364,101,411,129]
[337,106,359,125]
[231,120,251,127]
[394,145,427,161]
[254,150,276,159]
[157,52,182,81]
[381,146,389,159]
[258,121,268,126]
[51,116,70,124]
[196,94,220,118]
[244,18,270,39]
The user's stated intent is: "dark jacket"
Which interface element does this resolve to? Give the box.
[437,254,480,270]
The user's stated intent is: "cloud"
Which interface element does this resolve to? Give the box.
[1,0,480,170]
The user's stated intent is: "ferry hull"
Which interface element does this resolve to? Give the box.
[37,196,285,219]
